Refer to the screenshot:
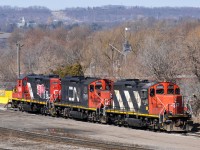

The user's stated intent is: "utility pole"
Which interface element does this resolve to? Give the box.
[109,27,132,78]
[16,42,24,78]
[109,44,124,78]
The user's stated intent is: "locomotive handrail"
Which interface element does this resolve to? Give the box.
[94,91,111,107]
[156,95,167,123]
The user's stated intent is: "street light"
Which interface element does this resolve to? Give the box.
[123,27,132,53]
[124,27,130,42]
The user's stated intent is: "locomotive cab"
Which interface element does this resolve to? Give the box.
[12,76,31,99]
[148,82,184,116]
[148,82,193,131]
[88,79,113,109]
[61,77,113,109]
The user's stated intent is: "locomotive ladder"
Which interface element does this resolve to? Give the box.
[156,96,167,123]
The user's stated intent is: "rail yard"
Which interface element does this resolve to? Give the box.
[0,105,199,150]
[1,1,200,150]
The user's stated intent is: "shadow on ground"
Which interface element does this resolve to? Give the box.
[191,123,200,132]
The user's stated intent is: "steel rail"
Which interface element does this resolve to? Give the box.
[0,127,150,150]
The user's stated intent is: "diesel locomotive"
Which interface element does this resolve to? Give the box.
[10,74,193,132]
[110,79,193,131]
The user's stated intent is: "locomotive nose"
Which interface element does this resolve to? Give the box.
[100,91,113,106]
[167,95,184,115]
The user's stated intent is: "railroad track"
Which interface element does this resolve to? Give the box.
[2,106,200,141]
[186,132,200,138]
[0,127,150,150]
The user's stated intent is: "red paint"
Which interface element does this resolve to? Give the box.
[12,77,31,99]
[88,79,113,108]
[49,78,61,102]
[148,82,184,115]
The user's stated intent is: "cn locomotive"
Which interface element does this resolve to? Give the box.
[10,74,193,132]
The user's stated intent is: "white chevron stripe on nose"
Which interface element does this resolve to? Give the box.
[133,91,141,108]
[114,90,125,109]
[124,90,135,112]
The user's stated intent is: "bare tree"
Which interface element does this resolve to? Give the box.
[0,48,17,81]
[185,27,200,82]
[23,37,67,74]
[137,33,181,81]
[183,26,200,116]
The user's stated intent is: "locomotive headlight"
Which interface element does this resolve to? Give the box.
[110,93,113,98]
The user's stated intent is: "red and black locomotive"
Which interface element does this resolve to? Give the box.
[110,79,193,131]
[10,74,193,132]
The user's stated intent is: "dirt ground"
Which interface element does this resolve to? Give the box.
[0,105,200,150]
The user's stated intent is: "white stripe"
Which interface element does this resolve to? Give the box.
[69,87,79,102]
[112,95,115,108]
[124,90,135,111]
[27,82,34,99]
[114,90,124,109]
[133,91,141,108]
[73,87,79,102]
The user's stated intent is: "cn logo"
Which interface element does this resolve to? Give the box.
[171,103,179,108]
[37,84,45,98]
[69,86,79,102]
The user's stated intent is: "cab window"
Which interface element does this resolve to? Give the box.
[167,85,174,94]
[141,89,148,99]
[105,80,111,90]
[90,85,94,92]
[23,80,27,86]
[156,84,164,94]
[175,88,180,95]
[95,82,102,90]
[18,80,21,86]
[150,88,155,97]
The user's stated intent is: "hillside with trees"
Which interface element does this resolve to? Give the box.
[2,5,200,32]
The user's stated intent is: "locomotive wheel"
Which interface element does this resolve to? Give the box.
[91,112,96,123]
[18,103,24,112]
[50,108,56,117]
[40,107,46,115]
[100,115,107,124]
[63,108,70,118]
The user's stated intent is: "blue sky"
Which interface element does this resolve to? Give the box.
[0,0,200,10]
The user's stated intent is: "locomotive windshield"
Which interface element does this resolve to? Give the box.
[95,84,102,90]
[156,84,164,94]
[167,85,174,94]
